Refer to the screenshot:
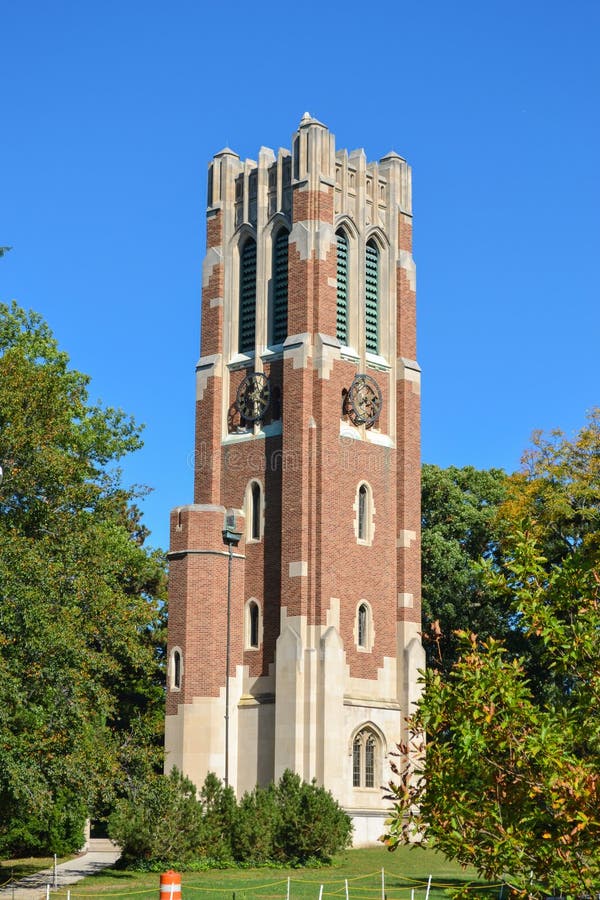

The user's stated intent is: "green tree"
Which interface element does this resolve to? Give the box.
[421,464,507,669]
[0,301,166,855]
[383,415,600,898]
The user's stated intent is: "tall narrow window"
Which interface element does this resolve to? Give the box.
[272,230,288,344]
[358,484,368,541]
[365,240,379,353]
[364,734,375,788]
[352,736,361,787]
[248,601,259,649]
[239,238,257,353]
[358,603,368,648]
[251,481,261,540]
[336,230,349,343]
[271,386,282,421]
[171,649,182,690]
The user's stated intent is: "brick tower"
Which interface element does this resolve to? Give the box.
[165,114,424,844]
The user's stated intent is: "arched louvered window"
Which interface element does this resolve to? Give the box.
[239,238,257,353]
[352,728,378,788]
[272,230,288,344]
[336,230,349,343]
[365,240,379,353]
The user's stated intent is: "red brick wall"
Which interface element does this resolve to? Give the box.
[168,132,420,729]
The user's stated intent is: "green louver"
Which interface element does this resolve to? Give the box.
[273,231,288,344]
[336,231,348,343]
[365,241,379,353]
[239,239,256,353]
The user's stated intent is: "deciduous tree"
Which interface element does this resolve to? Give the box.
[421,464,507,669]
[383,414,600,897]
[0,301,166,855]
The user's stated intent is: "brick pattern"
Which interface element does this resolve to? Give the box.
[395,213,421,625]
[166,505,246,711]
[397,213,416,360]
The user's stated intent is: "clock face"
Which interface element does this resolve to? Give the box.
[346,374,383,427]
[235,372,271,423]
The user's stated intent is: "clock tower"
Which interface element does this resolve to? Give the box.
[165,114,424,844]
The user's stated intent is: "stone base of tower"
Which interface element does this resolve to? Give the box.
[347,811,391,847]
[165,603,423,847]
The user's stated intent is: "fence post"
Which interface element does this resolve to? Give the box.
[381,867,385,900]
[345,878,349,900]
[318,886,323,900]
[287,876,290,900]
[425,875,432,900]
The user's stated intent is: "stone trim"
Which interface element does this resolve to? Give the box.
[396,357,421,395]
[396,529,417,548]
[398,249,416,292]
[202,246,223,288]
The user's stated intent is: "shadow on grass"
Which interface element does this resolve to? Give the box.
[79,868,136,881]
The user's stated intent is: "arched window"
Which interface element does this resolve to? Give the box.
[170,648,182,690]
[272,230,288,344]
[239,237,257,353]
[355,600,374,652]
[246,600,260,649]
[365,239,379,353]
[352,728,378,788]
[356,481,374,545]
[336,229,349,343]
[358,603,368,648]
[358,484,368,541]
[245,480,263,542]
[251,481,261,540]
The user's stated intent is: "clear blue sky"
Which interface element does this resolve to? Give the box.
[2,0,599,551]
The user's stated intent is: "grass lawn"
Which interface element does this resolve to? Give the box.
[52,846,500,900]
[0,856,71,884]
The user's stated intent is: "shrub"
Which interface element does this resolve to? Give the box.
[108,768,203,865]
[231,783,280,865]
[196,772,236,862]
[273,770,353,864]
[108,769,352,869]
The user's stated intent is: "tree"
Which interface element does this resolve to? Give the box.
[421,464,507,669]
[0,301,166,855]
[383,413,600,898]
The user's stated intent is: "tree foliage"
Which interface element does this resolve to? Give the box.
[421,464,507,669]
[383,413,600,898]
[109,770,353,869]
[0,301,166,855]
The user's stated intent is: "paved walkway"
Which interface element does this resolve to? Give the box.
[0,848,121,900]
